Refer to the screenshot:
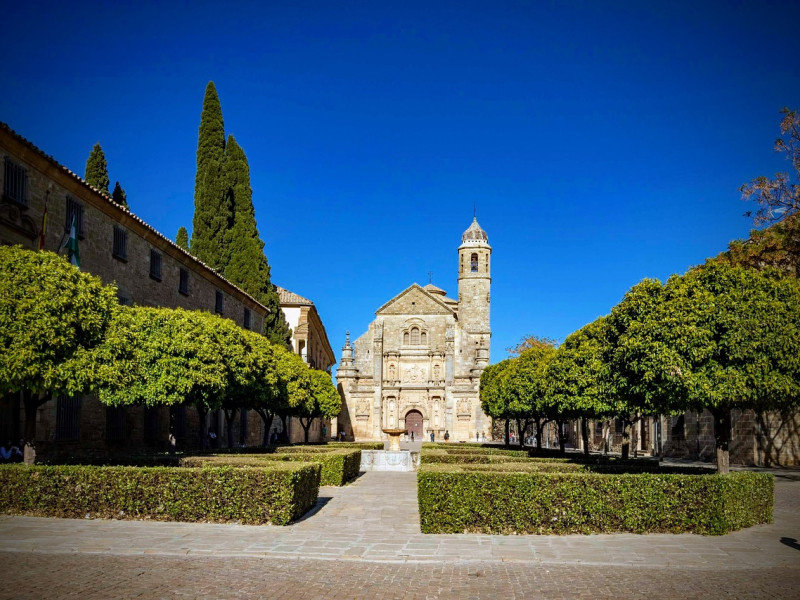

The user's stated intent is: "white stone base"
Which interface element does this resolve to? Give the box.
[360,450,416,472]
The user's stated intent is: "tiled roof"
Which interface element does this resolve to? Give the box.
[0,121,267,312]
[276,285,314,306]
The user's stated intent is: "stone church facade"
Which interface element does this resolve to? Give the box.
[336,218,492,442]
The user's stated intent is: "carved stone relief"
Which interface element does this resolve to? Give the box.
[402,364,427,383]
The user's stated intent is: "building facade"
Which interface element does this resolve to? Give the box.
[276,286,336,443]
[336,218,492,442]
[0,122,289,459]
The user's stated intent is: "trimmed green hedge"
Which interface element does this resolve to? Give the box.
[417,465,773,535]
[331,442,385,450]
[181,449,361,486]
[421,453,534,465]
[425,461,714,475]
[0,463,321,525]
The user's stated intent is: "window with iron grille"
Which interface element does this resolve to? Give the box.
[112,226,128,261]
[106,406,126,441]
[149,249,162,281]
[144,407,159,441]
[244,308,252,330]
[3,157,28,207]
[55,395,81,441]
[179,267,189,295]
[215,290,224,315]
[65,197,85,238]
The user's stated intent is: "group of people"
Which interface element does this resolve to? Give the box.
[1,440,24,463]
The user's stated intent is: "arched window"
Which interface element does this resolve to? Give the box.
[421,332,427,345]
[471,253,479,272]
[403,331,409,345]
[410,327,420,345]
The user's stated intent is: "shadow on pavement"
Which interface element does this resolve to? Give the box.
[295,497,332,523]
[780,537,800,551]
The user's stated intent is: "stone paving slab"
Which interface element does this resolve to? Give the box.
[2,551,799,600]
[1,471,799,570]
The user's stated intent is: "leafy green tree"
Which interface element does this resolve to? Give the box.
[0,247,118,461]
[505,341,557,449]
[84,143,110,196]
[742,108,799,226]
[601,278,681,460]
[247,342,297,445]
[292,368,341,443]
[547,318,612,455]
[111,181,128,208]
[480,359,514,445]
[175,227,189,252]
[91,306,254,450]
[190,82,231,271]
[610,264,800,472]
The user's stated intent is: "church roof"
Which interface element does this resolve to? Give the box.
[276,286,314,306]
[423,283,447,295]
[462,217,488,243]
[375,283,456,316]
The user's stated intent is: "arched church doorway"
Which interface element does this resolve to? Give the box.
[405,410,423,439]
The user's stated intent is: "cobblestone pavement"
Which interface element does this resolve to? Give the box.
[1,470,799,598]
[2,551,799,599]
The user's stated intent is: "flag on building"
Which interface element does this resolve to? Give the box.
[61,215,80,268]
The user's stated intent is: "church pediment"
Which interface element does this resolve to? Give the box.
[376,283,455,316]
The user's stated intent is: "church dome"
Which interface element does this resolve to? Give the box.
[462,217,488,243]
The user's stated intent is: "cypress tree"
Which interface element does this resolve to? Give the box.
[175,227,189,251]
[84,143,110,195]
[190,82,231,271]
[111,181,128,208]
[223,135,293,349]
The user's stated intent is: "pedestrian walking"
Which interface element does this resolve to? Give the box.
[444,430,450,443]
[430,431,435,442]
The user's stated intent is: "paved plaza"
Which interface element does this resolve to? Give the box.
[1,468,799,598]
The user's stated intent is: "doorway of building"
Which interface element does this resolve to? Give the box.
[405,410,423,439]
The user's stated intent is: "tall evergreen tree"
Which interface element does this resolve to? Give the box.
[175,227,189,251]
[84,143,110,195]
[190,82,231,271]
[223,135,293,349]
[111,181,128,208]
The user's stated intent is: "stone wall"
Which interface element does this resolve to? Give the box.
[0,124,273,460]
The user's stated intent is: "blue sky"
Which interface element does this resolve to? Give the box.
[2,1,799,365]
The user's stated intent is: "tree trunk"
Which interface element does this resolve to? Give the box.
[279,414,290,443]
[712,407,731,474]
[196,405,209,451]
[581,417,590,456]
[504,419,510,448]
[299,417,313,444]
[621,417,631,460]
[168,406,177,455]
[223,408,237,449]
[256,409,274,447]
[514,418,526,448]
[535,419,545,450]
[22,390,50,464]
[556,419,566,454]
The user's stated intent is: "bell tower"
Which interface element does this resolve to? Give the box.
[457,217,491,342]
